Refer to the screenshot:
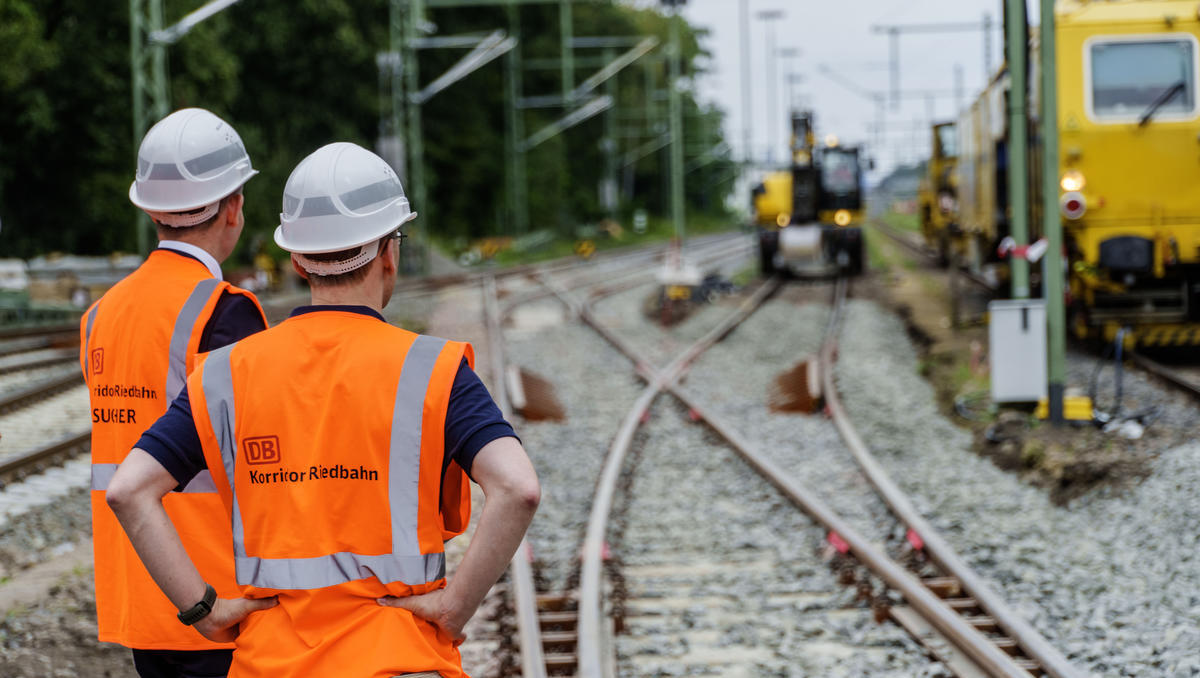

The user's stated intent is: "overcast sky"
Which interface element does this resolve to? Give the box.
[626,0,1020,176]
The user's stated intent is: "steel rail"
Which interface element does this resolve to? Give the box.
[0,336,56,358]
[542,273,782,678]
[0,373,84,414]
[1129,352,1200,401]
[481,275,549,678]
[563,275,1057,677]
[0,430,91,487]
[872,221,998,292]
[498,237,752,317]
[819,284,1082,678]
[0,323,80,340]
[0,348,78,375]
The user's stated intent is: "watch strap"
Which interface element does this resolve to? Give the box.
[177,583,217,626]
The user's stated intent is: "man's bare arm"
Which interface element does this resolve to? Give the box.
[106,448,276,642]
[379,436,539,639]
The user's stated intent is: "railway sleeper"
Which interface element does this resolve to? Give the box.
[921,575,962,598]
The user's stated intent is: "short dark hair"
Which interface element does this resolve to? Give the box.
[304,235,391,288]
[154,187,243,238]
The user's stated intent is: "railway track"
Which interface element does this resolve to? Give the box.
[492,265,1082,676]
[480,238,757,676]
[871,220,999,293]
[1128,352,1200,402]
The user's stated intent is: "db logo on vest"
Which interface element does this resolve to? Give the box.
[91,348,104,375]
[243,436,281,465]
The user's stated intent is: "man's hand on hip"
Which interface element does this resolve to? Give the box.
[378,590,467,644]
[194,596,278,643]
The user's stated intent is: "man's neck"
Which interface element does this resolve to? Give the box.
[308,285,383,313]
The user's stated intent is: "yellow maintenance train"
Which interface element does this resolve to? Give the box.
[752,112,867,277]
[925,0,1200,347]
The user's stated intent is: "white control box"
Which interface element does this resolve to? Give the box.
[988,299,1047,403]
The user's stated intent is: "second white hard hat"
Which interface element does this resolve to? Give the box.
[274,142,416,271]
[129,108,257,224]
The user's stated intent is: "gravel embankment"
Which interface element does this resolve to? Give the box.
[834,298,1200,676]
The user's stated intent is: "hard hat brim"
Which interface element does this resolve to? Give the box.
[128,170,259,213]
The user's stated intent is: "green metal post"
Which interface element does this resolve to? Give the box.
[389,1,406,183]
[1005,0,1029,298]
[1040,0,1066,423]
[603,47,618,218]
[130,0,168,255]
[506,1,529,235]
[667,7,685,241]
[404,0,429,272]
[560,0,574,103]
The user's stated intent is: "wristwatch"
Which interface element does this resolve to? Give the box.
[177,584,217,626]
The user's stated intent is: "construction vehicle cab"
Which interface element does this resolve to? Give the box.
[753,112,866,277]
[918,121,960,265]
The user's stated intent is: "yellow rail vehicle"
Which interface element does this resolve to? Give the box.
[918,122,961,265]
[1056,0,1200,346]
[753,112,866,277]
[945,0,1200,347]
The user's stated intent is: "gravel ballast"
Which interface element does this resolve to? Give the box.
[834,298,1200,676]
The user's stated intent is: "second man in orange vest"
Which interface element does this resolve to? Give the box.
[82,108,270,677]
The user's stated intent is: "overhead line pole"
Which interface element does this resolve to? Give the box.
[560,0,574,103]
[666,1,686,242]
[401,0,429,273]
[739,0,751,164]
[1040,0,1066,424]
[1005,0,1029,299]
[506,1,529,234]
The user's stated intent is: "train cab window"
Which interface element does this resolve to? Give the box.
[1089,37,1197,120]
[936,125,958,158]
[820,150,860,195]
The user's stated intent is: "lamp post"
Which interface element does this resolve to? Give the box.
[756,9,785,165]
[739,0,752,164]
[778,47,801,113]
[662,0,687,243]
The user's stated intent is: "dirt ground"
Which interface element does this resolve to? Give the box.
[859,223,1174,505]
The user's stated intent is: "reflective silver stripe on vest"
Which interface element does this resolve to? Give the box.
[165,278,221,402]
[90,463,217,493]
[83,304,99,384]
[203,336,449,590]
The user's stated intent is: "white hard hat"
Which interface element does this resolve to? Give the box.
[274,142,417,275]
[129,108,257,226]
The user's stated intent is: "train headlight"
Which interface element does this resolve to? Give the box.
[1060,170,1086,192]
[833,209,852,226]
[776,212,791,228]
[1061,191,1086,220]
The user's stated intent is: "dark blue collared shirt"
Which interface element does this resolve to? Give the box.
[136,305,516,488]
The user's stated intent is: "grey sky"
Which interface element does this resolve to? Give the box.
[627,0,1014,176]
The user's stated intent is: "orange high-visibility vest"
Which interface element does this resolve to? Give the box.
[187,310,473,678]
[81,248,266,650]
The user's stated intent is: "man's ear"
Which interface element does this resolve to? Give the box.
[380,238,398,275]
[224,193,245,226]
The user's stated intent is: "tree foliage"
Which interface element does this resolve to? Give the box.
[0,0,735,261]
